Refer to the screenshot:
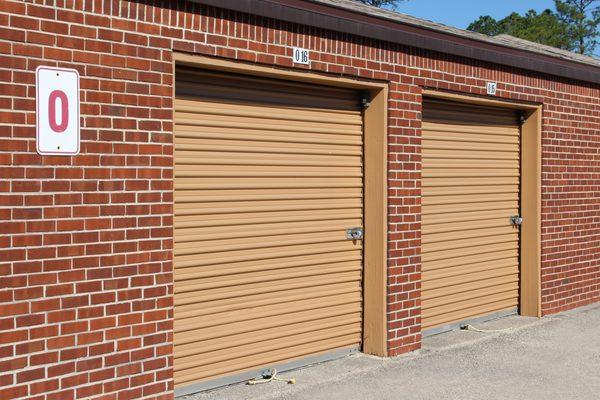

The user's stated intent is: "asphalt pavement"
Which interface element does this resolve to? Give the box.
[183,302,600,400]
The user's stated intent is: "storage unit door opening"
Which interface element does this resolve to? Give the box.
[173,68,365,389]
[421,99,521,333]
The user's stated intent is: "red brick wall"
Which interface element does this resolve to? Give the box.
[0,0,598,399]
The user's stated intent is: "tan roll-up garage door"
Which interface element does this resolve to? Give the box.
[173,67,364,389]
[421,99,521,332]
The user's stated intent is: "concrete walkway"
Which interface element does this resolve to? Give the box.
[183,303,600,400]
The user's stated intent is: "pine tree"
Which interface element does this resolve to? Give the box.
[555,0,600,54]
[356,0,405,9]
[468,1,600,55]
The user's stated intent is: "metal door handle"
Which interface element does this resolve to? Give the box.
[510,216,523,226]
[346,227,364,240]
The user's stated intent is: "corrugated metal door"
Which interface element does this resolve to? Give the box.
[173,68,364,388]
[421,99,520,331]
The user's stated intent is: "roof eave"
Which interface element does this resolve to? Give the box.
[187,0,600,85]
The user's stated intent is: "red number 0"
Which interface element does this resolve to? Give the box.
[48,90,69,132]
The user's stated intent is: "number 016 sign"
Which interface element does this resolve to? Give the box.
[36,66,80,155]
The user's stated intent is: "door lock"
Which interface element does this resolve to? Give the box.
[346,227,364,240]
[510,216,523,226]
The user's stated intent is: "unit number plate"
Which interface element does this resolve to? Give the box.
[292,47,310,65]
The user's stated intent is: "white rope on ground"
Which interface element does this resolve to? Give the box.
[247,369,296,386]
[460,324,514,333]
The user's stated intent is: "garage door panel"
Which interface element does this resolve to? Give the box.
[173,277,362,318]
[422,293,518,330]
[422,130,519,144]
[176,314,360,359]
[422,139,518,153]
[175,177,363,190]
[422,100,520,331]
[175,215,362,242]
[174,68,364,387]
[424,250,518,272]
[175,200,362,216]
[175,336,360,386]
[422,111,519,125]
[423,159,518,170]
[175,281,360,320]
[175,261,362,295]
[422,200,518,214]
[175,165,363,178]
[174,139,362,156]
[422,237,518,263]
[422,295,519,330]
[422,218,513,235]
[176,110,362,133]
[174,303,361,345]
[422,102,520,123]
[175,242,361,270]
[175,289,361,328]
[175,231,361,256]
[176,78,359,110]
[422,209,518,227]
[422,233,517,254]
[176,189,363,205]
[175,304,362,345]
[423,226,519,245]
[422,148,518,160]
[176,324,362,374]
[175,127,363,146]
[175,151,362,167]
[423,185,518,196]
[176,98,364,125]
[422,275,519,302]
[175,85,360,111]
[422,122,520,136]
[423,257,518,280]
[422,287,519,314]
[422,267,519,291]
[174,270,361,310]
[422,177,519,187]
[175,199,362,215]
[175,252,361,280]
[422,168,519,178]
[175,72,357,101]
[175,244,362,273]
[175,218,363,243]
[422,193,518,206]
[175,208,360,228]
[175,293,362,336]
[175,122,363,142]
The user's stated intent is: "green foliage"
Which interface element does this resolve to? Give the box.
[356,0,405,9]
[467,10,572,50]
[555,0,600,54]
[467,15,502,36]
[467,0,600,55]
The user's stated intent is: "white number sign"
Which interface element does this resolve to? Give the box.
[292,47,310,65]
[36,66,80,155]
[486,82,498,95]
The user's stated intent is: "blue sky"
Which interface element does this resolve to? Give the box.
[396,0,555,29]
[394,0,600,57]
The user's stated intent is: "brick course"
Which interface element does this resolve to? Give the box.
[0,0,598,399]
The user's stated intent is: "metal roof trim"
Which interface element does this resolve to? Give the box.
[187,0,600,85]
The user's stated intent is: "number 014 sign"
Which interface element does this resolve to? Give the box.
[36,66,80,155]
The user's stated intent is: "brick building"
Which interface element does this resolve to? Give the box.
[1,0,599,398]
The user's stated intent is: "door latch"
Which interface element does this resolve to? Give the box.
[346,227,364,240]
[510,216,523,226]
